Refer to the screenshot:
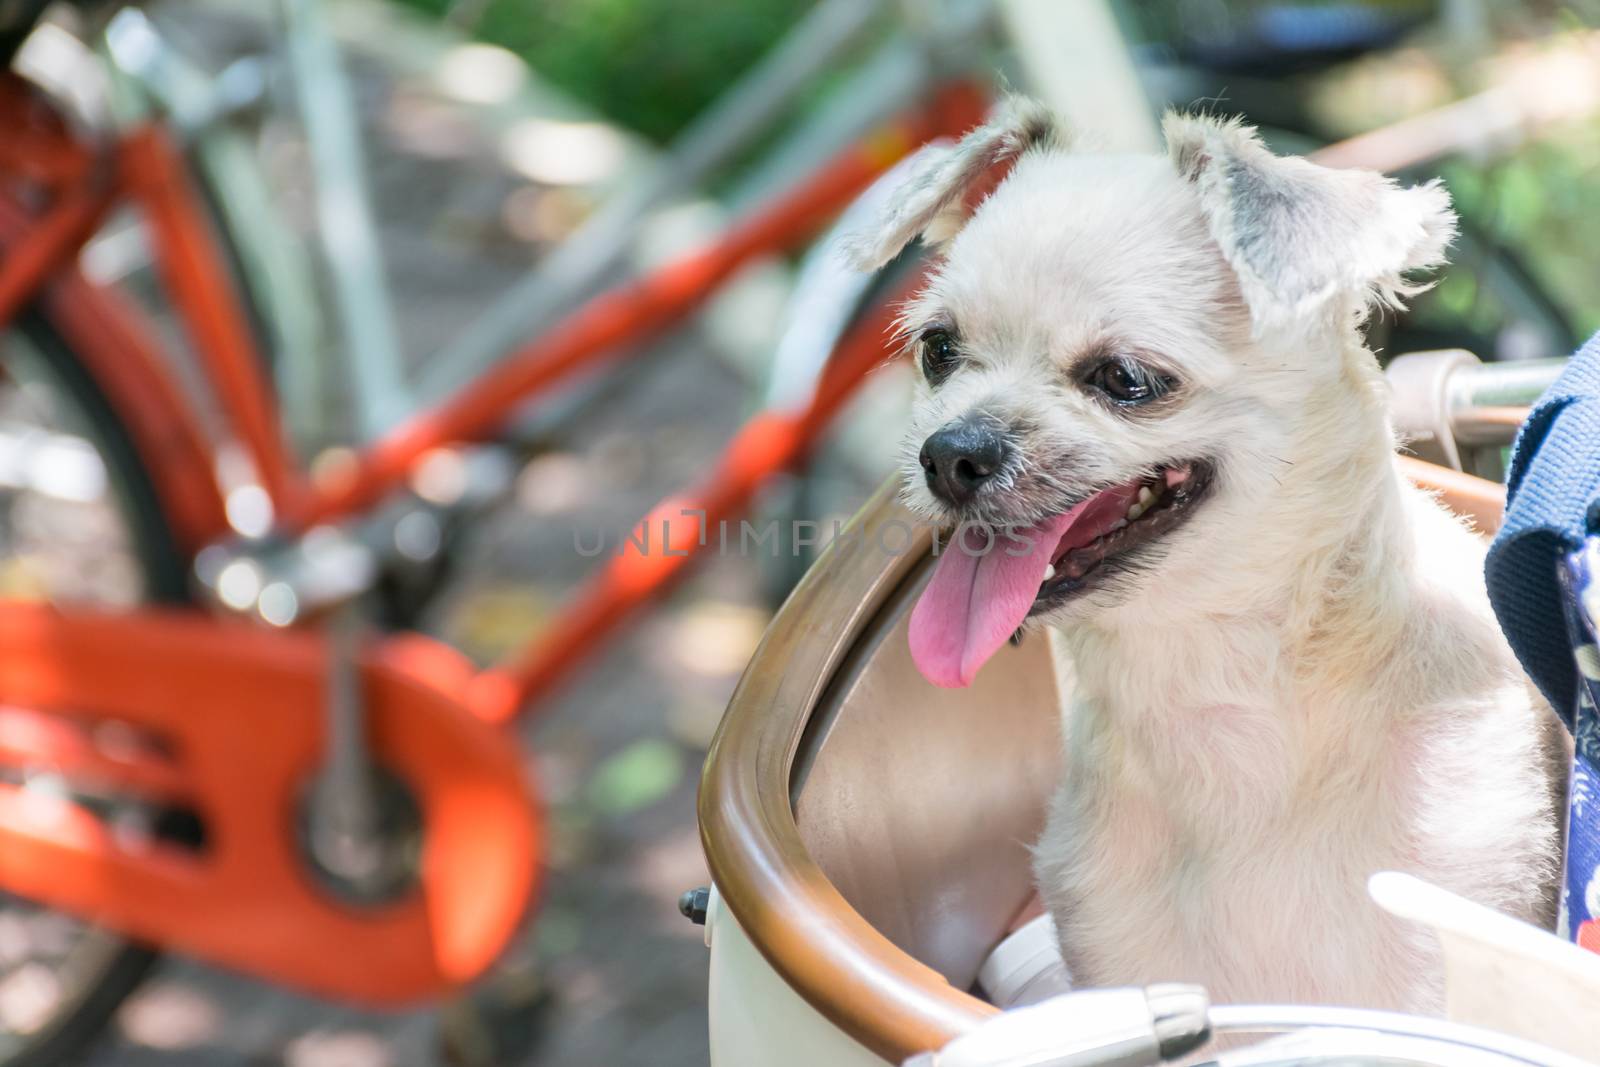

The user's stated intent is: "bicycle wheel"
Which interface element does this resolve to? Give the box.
[0,307,189,1066]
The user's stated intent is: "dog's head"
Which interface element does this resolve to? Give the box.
[844,99,1455,687]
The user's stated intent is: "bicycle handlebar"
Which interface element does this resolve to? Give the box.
[912,987,1592,1067]
[1386,350,1560,474]
[1447,357,1564,447]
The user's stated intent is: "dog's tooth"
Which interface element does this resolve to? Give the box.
[1043,563,1056,581]
[1126,501,1146,521]
[1138,486,1155,506]
[1109,518,1128,531]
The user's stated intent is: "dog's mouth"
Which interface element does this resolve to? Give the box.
[1032,459,1214,611]
[908,459,1214,688]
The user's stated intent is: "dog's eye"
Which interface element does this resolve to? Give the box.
[1084,358,1172,406]
[919,328,960,386]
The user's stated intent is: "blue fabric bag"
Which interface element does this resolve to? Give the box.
[1485,331,1600,950]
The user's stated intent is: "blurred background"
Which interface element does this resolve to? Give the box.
[0,0,1597,1064]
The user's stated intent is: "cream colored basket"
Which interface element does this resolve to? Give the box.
[696,467,1596,1067]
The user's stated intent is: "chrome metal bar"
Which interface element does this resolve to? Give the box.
[193,445,511,626]
[1448,357,1565,446]
[908,985,1209,1067]
[279,0,413,441]
[309,601,384,887]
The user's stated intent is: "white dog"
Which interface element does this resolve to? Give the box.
[845,98,1558,1014]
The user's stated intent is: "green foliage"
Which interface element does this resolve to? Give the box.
[1435,124,1600,340]
[394,0,814,142]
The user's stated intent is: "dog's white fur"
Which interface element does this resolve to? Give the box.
[847,99,1559,1013]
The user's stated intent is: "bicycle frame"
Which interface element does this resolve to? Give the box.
[0,63,984,998]
[0,67,988,711]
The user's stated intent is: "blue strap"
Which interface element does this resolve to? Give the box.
[1558,541,1600,946]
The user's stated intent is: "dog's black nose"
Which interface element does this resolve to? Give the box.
[920,419,1010,506]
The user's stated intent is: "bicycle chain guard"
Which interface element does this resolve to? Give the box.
[0,602,541,1005]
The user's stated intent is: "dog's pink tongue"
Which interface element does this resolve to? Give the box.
[909,506,1084,688]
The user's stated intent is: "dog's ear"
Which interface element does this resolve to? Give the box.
[840,96,1063,271]
[1163,112,1456,329]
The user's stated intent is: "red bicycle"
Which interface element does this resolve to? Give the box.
[0,0,992,1059]
[0,1,1583,1062]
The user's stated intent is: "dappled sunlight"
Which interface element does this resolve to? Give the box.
[284,1028,394,1067]
[500,185,593,244]
[410,447,470,507]
[115,980,223,1051]
[663,600,769,679]
[223,483,273,540]
[514,451,590,516]
[442,583,553,663]
[0,339,146,607]
[384,90,482,161]
[0,962,61,1035]
[500,119,627,187]
[434,43,526,107]
[1489,28,1600,125]
[665,692,725,750]
[0,424,108,503]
